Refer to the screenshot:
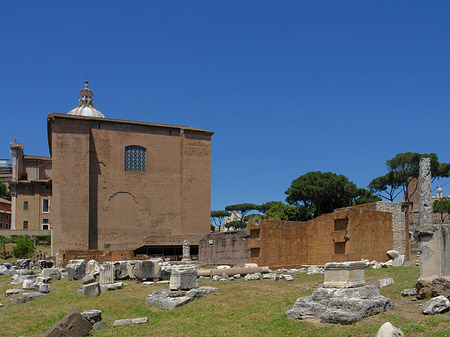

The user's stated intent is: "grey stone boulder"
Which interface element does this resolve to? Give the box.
[5,289,24,296]
[36,276,51,284]
[244,273,262,281]
[147,287,218,310]
[67,259,86,281]
[376,322,405,337]
[161,296,194,310]
[378,277,394,288]
[42,268,61,281]
[15,269,35,276]
[113,317,148,327]
[430,276,450,298]
[281,274,294,281]
[401,288,417,297]
[38,283,51,293]
[392,255,405,267]
[82,310,102,325]
[81,273,96,285]
[43,309,93,337]
[77,282,101,298]
[114,261,129,279]
[93,321,108,331]
[422,295,450,315]
[0,265,11,275]
[286,285,392,325]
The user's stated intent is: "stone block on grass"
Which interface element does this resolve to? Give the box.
[77,282,101,298]
[43,309,92,337]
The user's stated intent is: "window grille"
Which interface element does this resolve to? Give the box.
[125,146,146,172]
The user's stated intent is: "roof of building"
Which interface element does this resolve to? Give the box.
[67,80,105,118]
[0,197,11,204]
[23,155,51,161]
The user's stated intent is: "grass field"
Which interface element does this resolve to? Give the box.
[0,266,449,336]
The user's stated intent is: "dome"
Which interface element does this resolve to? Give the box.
[67,80,105,118]
[437,186,443,193]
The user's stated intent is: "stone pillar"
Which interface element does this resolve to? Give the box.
[182,240,191,261]
[99,263,114,285]
[9,138,22,231]
[419,158,432,226]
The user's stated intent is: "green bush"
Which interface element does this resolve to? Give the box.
[12,237,34,259]
[34,235,51,246]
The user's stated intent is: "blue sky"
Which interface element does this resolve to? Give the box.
[1,1,450,210]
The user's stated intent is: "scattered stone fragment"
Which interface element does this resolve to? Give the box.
[244,263,258,268]
[66,259,86,281]
[386,250,399,259]
[38,283,51,293]
[392,255,405,267]
[38,260,54,269]
[16,259,31,269]
[10,274,36,285]
[378,278,394,288]
[233,274,241,279]
[86,260,100,275]
[36,276,51,284]
[43,309,92,337]
[370,261,382,269]
[82,310,102,324]
[101,282,123,291]
[0,303,3,307]
[135,260,160,281]
[93,321,108,331]
[146,287,218,310]
[286,285,392,324]
[262,273,273,279]
[416,275,450,299]
[401,288,417,297]
[22,279,34,290]
[281,274,294,281]
[422,295,450,315]
[376,322,405,337]
[382,260,394,268]
[170,266,198,290]
[42,268,61,281]
[113,317,148,327]
[99,263,114,285]
[156,280,169,285]
[244,273,262,281]
[82,273,96,284]
[143,281,155,285]
[77,282,101,298]
[217,265,231,269]
[11,292,47,304]
[0,265,11,275]
[5,289,23,296]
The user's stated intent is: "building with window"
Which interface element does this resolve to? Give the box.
[0,197,11,230]
[11,81,213,262]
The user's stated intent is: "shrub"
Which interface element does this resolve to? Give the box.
[12,237,34,259]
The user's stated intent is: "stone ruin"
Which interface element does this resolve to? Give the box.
[285,261,392,324]
[146,265,218,310]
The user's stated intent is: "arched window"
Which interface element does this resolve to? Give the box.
[125,146,146,172]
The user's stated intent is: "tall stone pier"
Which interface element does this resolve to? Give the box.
[419,157,432,226]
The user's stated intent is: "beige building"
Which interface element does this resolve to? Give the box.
[11,81,213,261]
[9,142,52,232]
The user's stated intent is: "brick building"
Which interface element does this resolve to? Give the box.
[11,81,213,261]
[0,197,11,230]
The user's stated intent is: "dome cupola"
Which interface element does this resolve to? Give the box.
[67,80,105,118]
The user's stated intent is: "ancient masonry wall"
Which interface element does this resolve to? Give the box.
[376,201,407,256]
[198,231,250,266]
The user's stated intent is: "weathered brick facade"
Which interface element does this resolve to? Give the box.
[48,113,213,257]
[200,202,408,269]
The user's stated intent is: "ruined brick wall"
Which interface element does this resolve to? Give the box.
[375,201,408,257]
[49,114,212,254]
[247,207,393,269]
[247,220,309,269]
[198,231,250,266]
